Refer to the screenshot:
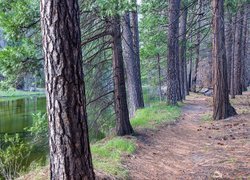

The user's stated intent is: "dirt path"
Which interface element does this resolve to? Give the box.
[125,93,250,179]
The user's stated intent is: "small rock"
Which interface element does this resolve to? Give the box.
[212,171,223,179]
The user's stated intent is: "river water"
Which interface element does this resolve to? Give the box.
[0,96,46,134]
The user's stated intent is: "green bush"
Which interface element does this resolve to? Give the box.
[0,134,31,180]
[26,112,48,150]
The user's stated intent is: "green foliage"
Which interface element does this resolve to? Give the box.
[140,0,167,59]
[0,0,42,88]
[0,134,31,179]
[24,112,49,160]
[82,0,134,17]
[0,0,40,40]
[131,102,181,128]
[224,0,248,14]
[91,137,136,178]
[139,0,167,88]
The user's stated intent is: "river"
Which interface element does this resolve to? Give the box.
[0,96,46,134]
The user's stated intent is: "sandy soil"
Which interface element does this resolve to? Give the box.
[124,93,250,179]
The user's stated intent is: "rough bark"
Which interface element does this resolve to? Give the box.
[166,0,181,105]
[211,0,237,120]
[234,7,244,95]
[179,2,188,99]
[122,11,144,118]
[111,16,134,136]
[131,0,144,108]
[40,0,95,179]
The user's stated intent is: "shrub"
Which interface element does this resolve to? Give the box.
[0,134,31,179]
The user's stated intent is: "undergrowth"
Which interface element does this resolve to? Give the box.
[91,137,136,178]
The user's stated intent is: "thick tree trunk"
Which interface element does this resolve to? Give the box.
[166,0,181,105]
[179,2,188,99]
[40,0,95,179]
[234,7,244,95]
[191,0,202,92]
[211,0,237,120]
[131,0,145,108]
[111,16,134,136]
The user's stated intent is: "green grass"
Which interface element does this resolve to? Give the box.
[131,102,181,128]
[91,137,136,178]
[0,89,45,97]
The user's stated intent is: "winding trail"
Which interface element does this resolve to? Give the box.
[125,93,250,179]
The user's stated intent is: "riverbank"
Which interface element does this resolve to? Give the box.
[17,102,181,179]
[0,89,45,98]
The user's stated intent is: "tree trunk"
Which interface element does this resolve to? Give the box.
[122,12,138,118]
[111,16,134,136]
[191,0,202,92]
[234,7,244,95]
[188,35,193,92]
[166,0,181,105]
[230,15,237,99]
[211,0,237,120]
[241,4,248,91]
[122,12,144,118]
[157,53,163,101]
[225,9,233,92]
[131,0,145,108]
[40,0,95,179]
[179,1,188,99]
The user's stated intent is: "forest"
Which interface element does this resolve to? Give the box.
[0,0,249,179]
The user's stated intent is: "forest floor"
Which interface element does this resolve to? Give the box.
[124,92,250,179]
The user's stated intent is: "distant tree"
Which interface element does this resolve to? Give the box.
[111,15,134,136]
[225,6,233,93]
[122,12,142,118]
[191,0,202,92]
[211,0,237,120]
[233,5,244,95]
[40,0,95,178]
[179,0,188,99]
[130,0,145,108]
[122,0,144,117]
[241,3,248,91]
